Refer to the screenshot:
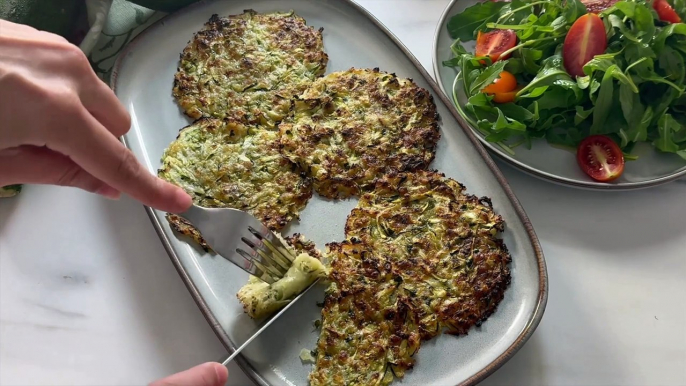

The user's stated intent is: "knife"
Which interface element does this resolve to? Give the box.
[220,279,320,365]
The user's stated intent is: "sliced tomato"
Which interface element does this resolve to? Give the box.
[475,29,517,62]
[576,135,625,182]
[492,87,521,103]
[563,14,608,77]
[653,0,682,23]
[482,71,517,94]
[581,0,619,13]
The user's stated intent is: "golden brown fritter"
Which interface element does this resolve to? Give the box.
[173,10,328,126]
[279,68,440,198]
[310,171,511,385]
[158,118,312,248]
[310,240,421,386]
[345,170,510,338]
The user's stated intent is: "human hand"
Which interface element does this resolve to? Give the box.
[0,20,191,213]
[150,362,228,386]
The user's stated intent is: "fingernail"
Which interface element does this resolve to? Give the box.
[212,363,228,386]
[97,185,121,200]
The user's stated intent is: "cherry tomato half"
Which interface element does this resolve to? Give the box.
[576,135,625,182]
[475,29,517,62]
[563,13,608,77]
[482,71,517,94]
[653,0,682,23]
[581,0,619,13]
[492,87,521,103]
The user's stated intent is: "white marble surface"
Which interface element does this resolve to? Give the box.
[1,0,685,385]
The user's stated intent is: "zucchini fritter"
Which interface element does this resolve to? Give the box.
[279,68,440,198]
[311,171,511,385]
[158,118,312,248]
[310,240,421,386]
[173,10,328,126]
[345,170,510,338]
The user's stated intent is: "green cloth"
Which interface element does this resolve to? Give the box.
[88,0,166,81]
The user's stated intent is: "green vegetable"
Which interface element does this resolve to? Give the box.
[0,185,22,198]
[444,0,686,159]
[447,1,509,41]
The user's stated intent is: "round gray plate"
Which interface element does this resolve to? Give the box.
[433,0,686,190]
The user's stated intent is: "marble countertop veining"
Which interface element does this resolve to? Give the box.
[1,1,685,385]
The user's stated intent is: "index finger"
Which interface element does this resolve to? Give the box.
[52,108,192,213]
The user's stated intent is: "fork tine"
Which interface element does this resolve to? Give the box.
[261,238,297,266]
[241,236,291,273]
[216,248,276,284]
[269,236,298,262]
[248,227,297,263]
[236,248,281,282]
[252,244,288,275]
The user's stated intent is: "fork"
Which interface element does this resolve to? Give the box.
[178,204,320,365]
[179,205,297,284]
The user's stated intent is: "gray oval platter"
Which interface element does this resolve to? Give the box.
[111,0,548,385]
[433,0,686,190]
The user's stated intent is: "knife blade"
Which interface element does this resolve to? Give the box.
[220,279,321,365]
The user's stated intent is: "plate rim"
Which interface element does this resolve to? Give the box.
[110,0,549,385]
[431,0,686,191]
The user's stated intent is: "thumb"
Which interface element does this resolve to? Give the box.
[150,362,228,386]
[0,146,120,198]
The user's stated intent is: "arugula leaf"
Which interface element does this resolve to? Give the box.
[618,83,648,146]
[468,61,508,95]
[584,58,639,92]
[654,23,686,54]
[537,86,581,110]
[608,14,641,43]
[575,106,594,125]
[467,92,493,107]
[505,58,525,74]
[674,0,686,21]
[659,45,686,85]
[517,53,573,96]
[633,3,655,44]
[520,86,549,98]
[577,75,591,89]
[562,0,587,23]
[612,1,636,17]
[499,103,536,122]
[447,1,509,41]
[591,65,619,134]
[521,48,543,74]
[653,114,682,152]
[443,57,461,67]
[494,109,527,132]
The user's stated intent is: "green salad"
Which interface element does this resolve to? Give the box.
[443,0,686,167]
